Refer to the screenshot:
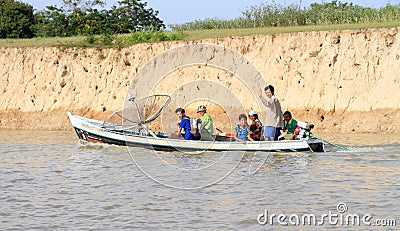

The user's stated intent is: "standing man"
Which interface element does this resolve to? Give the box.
[260,85,284,140]
[197,105,215,141]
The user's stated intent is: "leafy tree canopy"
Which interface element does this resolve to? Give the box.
[0,0,35,38]
[34,0,165,37]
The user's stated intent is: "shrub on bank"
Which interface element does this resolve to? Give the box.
[169,0,400,31]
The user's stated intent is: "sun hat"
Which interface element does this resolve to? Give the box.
[197,105,207,113]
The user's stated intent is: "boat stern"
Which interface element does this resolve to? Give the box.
[307,139,326,152]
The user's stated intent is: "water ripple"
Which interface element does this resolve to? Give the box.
[0,130,399,230]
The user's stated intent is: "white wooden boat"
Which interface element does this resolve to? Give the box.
[67,112,325,152]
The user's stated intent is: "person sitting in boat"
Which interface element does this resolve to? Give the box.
[283,111,298,134]
[281,110,298,140]
[247,110,263,141]
[175,107,196,140]
[197,105,215,141]
[233,114,250,144]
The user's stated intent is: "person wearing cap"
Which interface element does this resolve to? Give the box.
[248,110,258,122]
[197,105,214,141]
[248,110,263,141]
[248,110,264,127]
[234,114,250,144]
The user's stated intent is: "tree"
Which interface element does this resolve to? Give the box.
[61,0,105,13]
[34,0,106,37]
[0,0,35,38]
[111,0,165,32]
[34,5,69,37]
[34,0,165,37]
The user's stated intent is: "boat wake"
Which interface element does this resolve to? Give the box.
[336,142,400,153]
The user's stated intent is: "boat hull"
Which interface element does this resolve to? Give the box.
[67,112,325,152]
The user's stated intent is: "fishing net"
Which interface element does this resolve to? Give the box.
[102,94,171,131]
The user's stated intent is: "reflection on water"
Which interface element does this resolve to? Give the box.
[0,130,399,230]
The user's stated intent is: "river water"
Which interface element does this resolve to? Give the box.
[0,129,399,230]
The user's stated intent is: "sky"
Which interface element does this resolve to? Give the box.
[22,0,400,25]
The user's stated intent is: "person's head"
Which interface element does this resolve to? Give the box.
[283,111,292,122]
[264,85,275,98]
[238,114,247,126]
[175,107,185,119]
[255,119,261,126]
[248,110,259,121]
[197,105,207,116]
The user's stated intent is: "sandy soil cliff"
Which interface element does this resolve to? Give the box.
[0,27,399,133]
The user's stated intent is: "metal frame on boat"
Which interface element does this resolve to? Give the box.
[67,112,325,152]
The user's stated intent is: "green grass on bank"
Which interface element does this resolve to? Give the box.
[0,36,88,48]
[1,20,399,48]
[182,20,400,41]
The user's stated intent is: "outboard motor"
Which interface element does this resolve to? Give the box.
[295,121,315,138]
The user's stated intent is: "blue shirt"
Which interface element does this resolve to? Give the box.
[234,124,250,141]
[180,116,196,140]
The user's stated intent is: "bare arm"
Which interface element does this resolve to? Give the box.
[176,127,182,136]
[247,132,255,141]
[234,132,246,144]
